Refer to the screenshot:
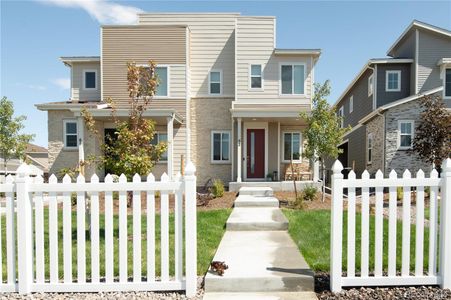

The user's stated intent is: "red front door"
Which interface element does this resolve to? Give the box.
[246,129,265,178]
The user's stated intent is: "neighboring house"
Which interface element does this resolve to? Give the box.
[36,12,321,187]
[0,143,49,181]
[333,20,451,177]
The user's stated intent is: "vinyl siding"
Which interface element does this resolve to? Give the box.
[376,64,411,107]
[71,62,101,101]
[392,30,416,59]
[346,126,367,176]
[418,29,451,93]
[138,14,237,98]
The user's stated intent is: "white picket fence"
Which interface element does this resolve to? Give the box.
[330,158,451,292]
[0,162,197,296]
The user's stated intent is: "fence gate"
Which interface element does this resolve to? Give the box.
[330,158,451,292]
[0,162,197,296]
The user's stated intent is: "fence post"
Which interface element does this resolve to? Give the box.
[184,161,197,297]
[440,158,451,289]
[330,160,344,292]
[15,163,33,294]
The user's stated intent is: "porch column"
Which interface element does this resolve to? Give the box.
[167,115,174,179]
[237,117,242,182]
[77,116,85,176]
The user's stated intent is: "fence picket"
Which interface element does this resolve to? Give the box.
[48,174,58,284]
[5,175,16,285]
[90,174,100,283]
[361,170,370,277]
[147,174,156,282]
[347,170,356,278]
[133,174,142,282]
[388,170,398,277]
[0,179,2,283]
[62,174,72,283]
[77,174,86,283]
[415,170,425,276]
[429,169,439,275]
[174,173,183,282]
[402,170,412,276]
[375,170,384,277]
[118,174,128,283]
[160,173,170,282]
[34,175,45,283]
[104,174,114,283]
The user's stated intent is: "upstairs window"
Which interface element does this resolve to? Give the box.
[281,64,305,95]
[63,120,78,149]
[349,95,353,113]
[150,132,168,161]
[367,133,373,164]
[155,66,168,97]
[337,106,344,128]
[211,131,230,162]
[368,74,374,96]
[283,132,302,162]
[398,120,414,149]
[445,68,451,98]
[386,70,401,92]
[250,64,262,89]
[209,70,222,95]
[83,70,97,90]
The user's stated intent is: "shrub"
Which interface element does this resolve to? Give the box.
[211,179,224,198]
[425,186,431,198]
[397,186,403,201]
[293,195,305,210]
[302,185,318,202]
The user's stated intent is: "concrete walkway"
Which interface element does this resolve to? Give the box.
[203,187,316,300]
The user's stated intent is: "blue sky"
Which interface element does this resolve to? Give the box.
[1,0,450,147]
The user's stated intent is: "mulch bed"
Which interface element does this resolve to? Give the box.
[274,191,332,210]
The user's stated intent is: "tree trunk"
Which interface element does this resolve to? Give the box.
[321,160,326,202]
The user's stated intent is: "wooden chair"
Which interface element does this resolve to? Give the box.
[284,161,312,181]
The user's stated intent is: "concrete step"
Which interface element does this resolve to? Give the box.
[204,231,315,293]
[203,292,318,300]
[226,207,288,231]
[234,195,279,208]
[239,186,274,197]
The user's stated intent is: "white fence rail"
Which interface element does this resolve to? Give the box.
[0,162,197,296]
[330,158,451,292]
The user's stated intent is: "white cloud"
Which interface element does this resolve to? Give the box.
[17,83,47,91]
[38,0,143,24]
[51,78,71,90]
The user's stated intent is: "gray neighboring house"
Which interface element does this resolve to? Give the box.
[333,20,451,177]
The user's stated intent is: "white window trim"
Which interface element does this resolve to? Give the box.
[282,131,303,163]
[211,130,231,164]
[249,64,264,91]
[136,64,171,99]
[444,67,451,99]
[368,74,374,97]
[279,62,307,96]
[209,69,223,95]
[63,119,78,150]
[83,69,97,90]
[338,106,344,128]
[367,133,373,165]
[386,70,402,92]
[349,95,353,113]
[152,132,168,163]
[397,120,415,150]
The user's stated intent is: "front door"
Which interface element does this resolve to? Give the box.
[246,129,265,179]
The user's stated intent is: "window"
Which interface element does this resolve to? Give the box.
[283,132,302,162]
[281,64,305,95]
[250,64,262,89]
[367,133,373,164]
[209,70,222,95]
[386,70,401,92]
[349,95,353,113]
[445,68,451,98]
[337,106,344,128]
[211,131,230,162]
[368,74,374,96]
[155,66,168,97]
[63,120,78,149]
[150,132,168,161]
[83,70,97,90]
[398,120,414,149]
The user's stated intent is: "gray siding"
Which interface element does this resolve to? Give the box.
[376,63,411,107]
[346,126,367,176]
[392,30,416,59]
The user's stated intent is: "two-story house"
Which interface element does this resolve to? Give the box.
[36,12,321,188]
[333,20,451,177]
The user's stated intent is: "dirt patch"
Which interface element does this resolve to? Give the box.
[274,191,332,211]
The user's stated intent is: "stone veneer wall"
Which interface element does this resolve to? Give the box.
[190,97,233,187]
[384,99,431,176]
[365,114,385,175]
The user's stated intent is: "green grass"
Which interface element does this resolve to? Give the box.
[0,208,231,280]
[283,209,433,272]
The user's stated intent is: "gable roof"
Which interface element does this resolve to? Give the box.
[26,143,47,153]
[387,20,451,57]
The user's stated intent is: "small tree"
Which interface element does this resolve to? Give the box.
[301,81,350,201]
[413,94,451,171]
[82,60,167,179]
[0,97,34,175]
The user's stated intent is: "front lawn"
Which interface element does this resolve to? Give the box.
[283,209,432,272]
[1,208,231,279]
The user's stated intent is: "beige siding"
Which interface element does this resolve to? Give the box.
[236,17,313,105]
[71,62,101,101]
[138,14,237,97]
